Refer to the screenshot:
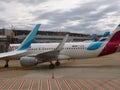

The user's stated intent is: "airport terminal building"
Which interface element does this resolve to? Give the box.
[0,28,90,43]
[0,28,90,52]
[13,30,90,43]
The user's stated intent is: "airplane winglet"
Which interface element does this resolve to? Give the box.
[55,34,69,51]
[18,24,41,51]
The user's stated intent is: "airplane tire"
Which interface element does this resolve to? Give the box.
[49,64,55,69]
[4,64,8,68]
[55,61,60,66]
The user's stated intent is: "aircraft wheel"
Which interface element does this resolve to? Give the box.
[4,60,9,68]
[4,64,8,68]
[49,64,55,69]
[55,61,60,66]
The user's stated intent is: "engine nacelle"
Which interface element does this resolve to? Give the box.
[20,56,38,67]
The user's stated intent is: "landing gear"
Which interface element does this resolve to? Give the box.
[49,64,55,69]
[4,60,9,68]
[49,60,60,69]
[55,61,60,66]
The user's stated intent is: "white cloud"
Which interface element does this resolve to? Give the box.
[29,0,95,13]
[0,0,120,34]
[93,15,120,32]
[36,19,51,25]
[0,1,34,25]
[62,20,81,29]
[90,5,110,15]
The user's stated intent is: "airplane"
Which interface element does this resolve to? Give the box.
[0,24,41,68]
[84,31,110,42]
[102,31,110,37]
[98,31,110,41]
[8,24,120,69]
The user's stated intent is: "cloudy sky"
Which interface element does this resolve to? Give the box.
[0,0,120,35]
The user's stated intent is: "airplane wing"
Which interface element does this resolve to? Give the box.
[0,50,27,60]
[0,24,41,60]
[30,34,69,62]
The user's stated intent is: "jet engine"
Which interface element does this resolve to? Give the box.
[20,56,38,67]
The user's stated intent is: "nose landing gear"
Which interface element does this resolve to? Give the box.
[4,60,9,68]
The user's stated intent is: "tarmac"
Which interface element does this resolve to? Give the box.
[0,53,120,90]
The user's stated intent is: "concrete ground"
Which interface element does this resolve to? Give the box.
[0,53,120,89]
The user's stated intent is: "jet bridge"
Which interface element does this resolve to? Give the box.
[0,36,10,53]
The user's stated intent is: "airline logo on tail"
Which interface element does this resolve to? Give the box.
[87,24,120,56]
[99,24,120,56]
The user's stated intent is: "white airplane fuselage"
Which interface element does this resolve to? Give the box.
[9,41,113,60]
